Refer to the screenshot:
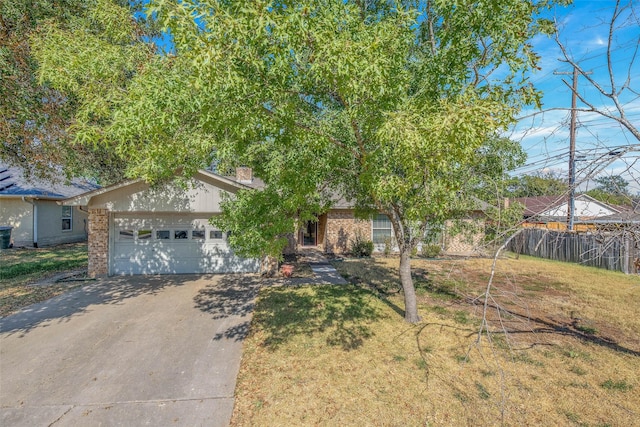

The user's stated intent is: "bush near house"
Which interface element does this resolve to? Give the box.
[421,243,441,258]
[349,233,374,257]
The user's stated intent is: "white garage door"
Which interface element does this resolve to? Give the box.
[111,215,259,275]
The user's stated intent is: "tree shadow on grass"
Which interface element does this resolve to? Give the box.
[250,284,385,351]
[333,258,407,318]
[473,300,640,357]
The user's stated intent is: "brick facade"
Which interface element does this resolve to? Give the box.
[442,217,486,256]
[325,210,371,254]
[283,211,371,255]
[88,208,109,277]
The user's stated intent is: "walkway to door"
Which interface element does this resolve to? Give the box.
[265,249,348,286]
[296,249,348,285]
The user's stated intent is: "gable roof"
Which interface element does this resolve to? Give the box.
[61,169,249,206]
[513,194,620,217]
[0,163,99,200]
[513,195,566,217]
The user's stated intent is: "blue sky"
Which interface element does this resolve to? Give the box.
[509,0,640,193]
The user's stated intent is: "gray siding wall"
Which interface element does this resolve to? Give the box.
[37,202,88,246]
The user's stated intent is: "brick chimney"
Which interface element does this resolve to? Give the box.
[235,167,253,183]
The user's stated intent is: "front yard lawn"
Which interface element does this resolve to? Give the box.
[0,243,88,317]
[231,254,640,426]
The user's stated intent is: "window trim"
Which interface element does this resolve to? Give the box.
[209,229,224,241]
[62,206,73,232]
[117,228,135,240]
[372,213,393,244]
[156,229,171,240]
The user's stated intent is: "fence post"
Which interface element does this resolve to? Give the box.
[622,233,634,274]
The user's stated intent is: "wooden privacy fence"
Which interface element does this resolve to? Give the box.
[508,228,639,274]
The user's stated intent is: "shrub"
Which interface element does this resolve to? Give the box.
[350,233,374,257]
[422,244,441,258]
[383,236,393,256]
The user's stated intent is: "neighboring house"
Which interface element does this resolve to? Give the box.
[0,163,98,247]
[513,194,621,230]
[64,167,488,277]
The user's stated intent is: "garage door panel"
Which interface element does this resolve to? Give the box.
[112,216,259,275]
[112,256,258,275]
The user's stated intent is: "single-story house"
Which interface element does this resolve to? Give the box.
[0,163,98,247]
[63,167,489,277]
[512,194,621,230]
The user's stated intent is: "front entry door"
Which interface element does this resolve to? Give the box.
[300,220,318,246]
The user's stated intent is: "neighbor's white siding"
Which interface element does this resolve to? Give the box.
[0,198,33,247]
[543,199,616,219]
[0,199,88,247]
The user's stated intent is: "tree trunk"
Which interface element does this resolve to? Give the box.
[399,248,421,323]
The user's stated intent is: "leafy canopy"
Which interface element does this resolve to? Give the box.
[585,175,633,207]
[34,0,560,321]
[1,0,157,183]
[506,172,568,198]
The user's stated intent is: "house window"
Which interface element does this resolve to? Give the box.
[210,230,223,240]
[174,230,188,240]
[156,230,170,240]
[192,229,205,240]
[118,229,134,240]
[138,230,152,240]
[372,214,393,244]
[62,206,72,231]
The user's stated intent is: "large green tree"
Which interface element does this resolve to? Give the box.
[34,0,560,323]
[1,0,155,183]
[506,172,569,198]
[585,175,632,206]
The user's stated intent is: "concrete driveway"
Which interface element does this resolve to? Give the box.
[1,274,260,427]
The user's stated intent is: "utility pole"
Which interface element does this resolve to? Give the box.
[554,67,591,231]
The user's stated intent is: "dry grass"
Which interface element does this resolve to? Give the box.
[0,243,87,317]
[232,254,640,426]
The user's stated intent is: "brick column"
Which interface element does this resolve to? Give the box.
[88,208,109,277]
